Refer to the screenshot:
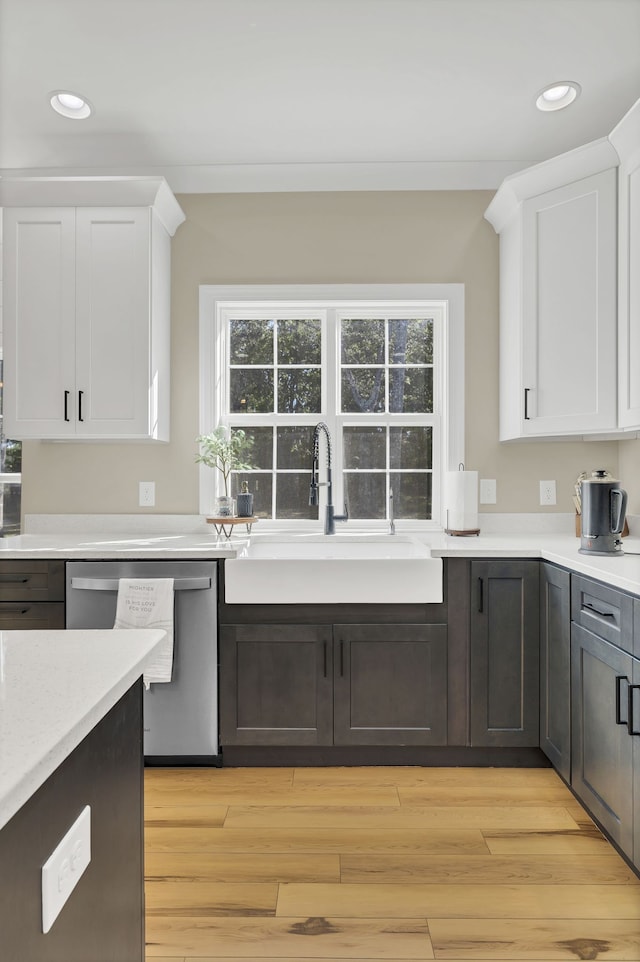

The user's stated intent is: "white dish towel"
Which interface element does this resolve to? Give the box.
[114,578,175,688]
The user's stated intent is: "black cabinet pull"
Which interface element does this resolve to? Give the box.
[323,641,327,678]
[340,640,344,677]
[78,390,84,422]
[524,387,530,420]
[628,684,640,736]
[0,575,30,584]
[583,601,615,619]
[615,675,629,725]
[478,577,484,613]
[64,390,70,422]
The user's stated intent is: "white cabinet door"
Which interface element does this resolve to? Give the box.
[3,205,170,440]
[75,208,153,438]
[615,102,640,429]
[3,208,77,438]
[521,169,617,437]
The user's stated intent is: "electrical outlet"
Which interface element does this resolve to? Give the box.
[42,806,91,933]
[139,481,155,507]
[479,479,497,504]
[540,480,557,506]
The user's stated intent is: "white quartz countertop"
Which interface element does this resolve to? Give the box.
[429,531,640,596]
[0,628,166,831]
[5,513,640,595]
[0,532,239,559]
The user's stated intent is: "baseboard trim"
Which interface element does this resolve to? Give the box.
[220,745,550,767]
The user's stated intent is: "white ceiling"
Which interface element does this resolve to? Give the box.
[1,0,639,192]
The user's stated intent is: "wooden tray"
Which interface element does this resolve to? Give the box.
[206,516,258,538]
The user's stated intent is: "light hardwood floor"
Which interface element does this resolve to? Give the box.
[144,766,640,961]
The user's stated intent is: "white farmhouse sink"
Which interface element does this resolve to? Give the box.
[224,535,443,604]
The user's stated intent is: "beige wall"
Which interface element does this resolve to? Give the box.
[22,190,623,517]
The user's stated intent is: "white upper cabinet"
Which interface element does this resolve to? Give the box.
[1,177,185,441]
[611,99,640,430]
[486,139,619,441]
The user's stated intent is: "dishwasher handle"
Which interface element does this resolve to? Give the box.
[69,576,212,592]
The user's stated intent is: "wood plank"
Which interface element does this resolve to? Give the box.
[145,805,228,828]
[484,828,611,856]
[144,916,434,958]
[149,789,400,807]
[340,853,639,884]
[144,825,490,856]
[428,917,640,959]
[397,785,578,807]
[276,882,640,919]
[292,766,564,788]
[145,852,340,883]
[144,957,183,962]
[145,881,277,916]
[224,805,582,831]
[145,767,295,787]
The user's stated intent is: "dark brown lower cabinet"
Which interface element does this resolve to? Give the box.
[219,622,448,747]
[470,560,540,747]
[571,623,635,859]
[333,623,447,745]
[0,560,65,629]
[539,563,571,780]
[219,624,333,746]
[0,682,144,962]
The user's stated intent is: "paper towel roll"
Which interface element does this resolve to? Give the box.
[444,470,479,533]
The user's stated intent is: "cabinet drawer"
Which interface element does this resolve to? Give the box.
[571,575,633,653]
[0,561,65,602]
[0,602,65,629]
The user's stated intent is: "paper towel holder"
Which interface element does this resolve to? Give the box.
[444,463,480,537]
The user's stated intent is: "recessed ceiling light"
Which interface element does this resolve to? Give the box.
[49,90,92,119]
[536,81,581,112]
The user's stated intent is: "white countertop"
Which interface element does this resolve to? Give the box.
[429,531,640,596]
[4,518,640,596]
[0,532,239,559]
[0,628,166,831]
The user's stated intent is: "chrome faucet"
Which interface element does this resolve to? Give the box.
[309,422,349,535]
[389,487,396,535]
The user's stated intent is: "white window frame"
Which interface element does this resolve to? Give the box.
[199,284,465,530]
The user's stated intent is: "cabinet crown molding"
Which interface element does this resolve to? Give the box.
[609,96,640,167]
[0,175,185,236]
[484,136,619,233]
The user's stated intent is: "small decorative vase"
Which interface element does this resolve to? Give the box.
[236,492,254,517]
[214,495,235,518]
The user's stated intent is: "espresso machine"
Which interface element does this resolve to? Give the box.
[579,470,627,555]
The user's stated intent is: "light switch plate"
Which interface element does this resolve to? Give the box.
[479,479,497,504]
[42,805,91,934]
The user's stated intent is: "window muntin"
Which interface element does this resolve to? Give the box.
[228,316,322,414]
[340,316,434,415]
[217,303,442,524]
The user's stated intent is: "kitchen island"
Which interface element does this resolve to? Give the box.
[0,628,165,962]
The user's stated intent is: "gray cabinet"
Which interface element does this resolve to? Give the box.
[571,623,635,858]
[219,622,448,748]
[0,683,144,962]
[219,624,333,746]
[539,563,571,780]
[470,561,540,747]
[631,601,640,867]
[333,624,448,746]
[0,560,65,629]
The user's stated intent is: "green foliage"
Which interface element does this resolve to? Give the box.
[195,427,257,496]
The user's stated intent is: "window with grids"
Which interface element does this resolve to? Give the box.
[217,301,444,524]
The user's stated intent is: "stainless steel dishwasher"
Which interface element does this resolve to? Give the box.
[66,560,219,764]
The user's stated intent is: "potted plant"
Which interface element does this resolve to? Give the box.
[196,427,256,517]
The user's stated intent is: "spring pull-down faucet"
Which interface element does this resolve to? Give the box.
[309,422,349,535]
